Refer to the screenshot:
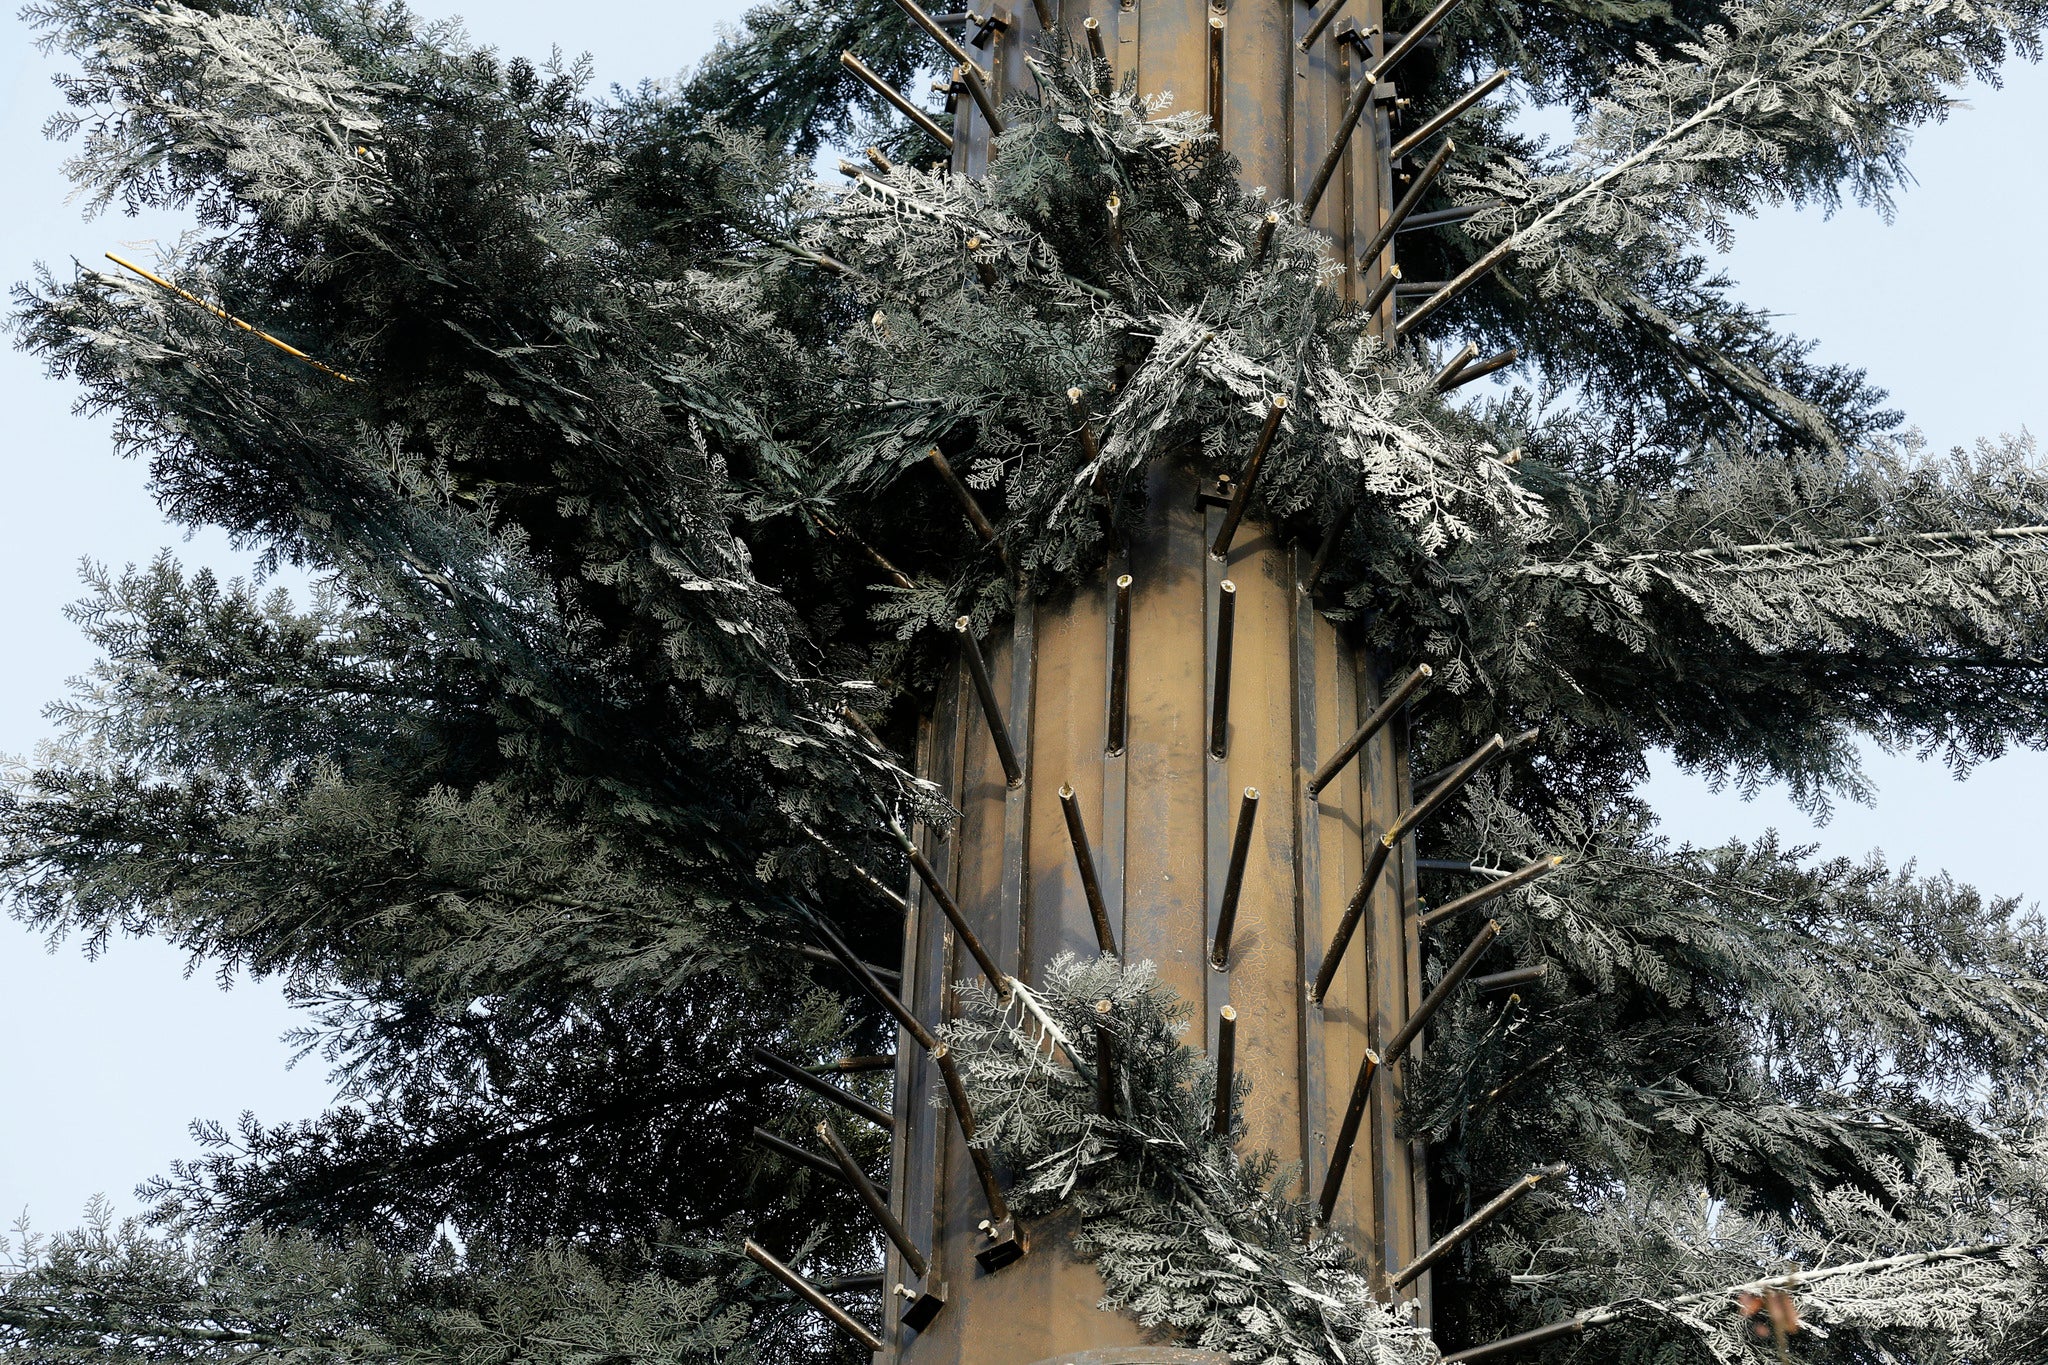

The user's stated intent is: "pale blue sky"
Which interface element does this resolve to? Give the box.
[1,2,2042,1230]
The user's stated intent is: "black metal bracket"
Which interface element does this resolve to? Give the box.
[1195,474,1236,511]
[896,1277,948,1331]
[974,1217,1026,1271]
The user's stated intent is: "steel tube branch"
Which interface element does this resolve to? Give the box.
[1209,582,1238,758]
[1108,574,1132,753]
[957,617,1025,786]
[1212,1004,1238,1138]
[901,828,1009,988]
[1213,396,1287,558]
[839,52,955,151]
[744,1240,885,1354]
[819,1118,929,1280]
[752,1047,897,1132]
[1418,855,1564,929]
[1393,1163,1565,1289]
[1211,788,1260,968]
[1058,784,1119,955]
[1358,139,1455,270]
[1307,664,1434,797]
[1391,68,1510,160]
[886,0,1003,132]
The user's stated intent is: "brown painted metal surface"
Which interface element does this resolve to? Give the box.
[879,3,1425,1361]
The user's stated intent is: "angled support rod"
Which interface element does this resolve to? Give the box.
[1058,784,1119,955]
[1318,919,1499,1220]
[1094,999,1118,1118]
[1431,342,1481,392]
[1441,346,1520,392]
[794,940,902,989]
[897,823,1009,988]
[1361,263,1403,315]
[1213,396,1287,558]
[1313,732,1505,1003]
[1417,726,1537,796]
[1400,202,1495,233]
[932,1043,1025,1269]
[1386,920,1501,1064]
[927,447,1005,555]
[1392,1162,1566,1289]
[808,1053,898,1075]
[751,1047,896,1132]
[1298,0,1355,51]
[750,1125,853,1184]
[1083,19,1111,94]
[744,1240,885,1353]
[819,1118,930,1279]
[886,0,1004,132]
[1391,68,1511,160]
[839,52,955,151]
[1211,1003,1238,1138]
[1304,498,1354,591]
[1317,1046,1381,1224]
[1107,574,1132,753]
[1307,664,1433,797]
[814,918,939,1051]
[1300,0,1464,217]
[957,617,1025,787]
[1210,787,1260,968]
[1439,1319,1588,1364]
[1418,855,1563,929]
[1209,581,1238,758]
[1396,239,1514,337]
[1471,963,1549,994]
[1358,138,1456,270]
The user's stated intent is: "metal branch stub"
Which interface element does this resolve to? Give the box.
[1210,787,1259,968]
[1213,396,1287,559]
[1209,581,1238,758]
[744,1239,885,1353]
[958,617,1025,787]
[1211,1004,1239,1139]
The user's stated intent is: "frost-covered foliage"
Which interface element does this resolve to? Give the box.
[945,957,1439,1365]
[813,57,1534,591]
[7,0,2048,1363]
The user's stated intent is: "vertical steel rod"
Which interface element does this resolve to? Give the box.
[1094,999,1118,1118]
[1059,784,1119,955]
[819,1118,930,1280]
[1107,574,1132,754]
[744,1240,885,1353]
[1307,664,1434,797]
[1212,1003,1238,1138]
[1209,581,1238,758]
[1083,18,1110,93]
[1208,16,1226,138]
[958,617,1025,787]
[1210,787,1260,968]
[1213,396,1288,558]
